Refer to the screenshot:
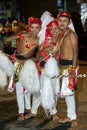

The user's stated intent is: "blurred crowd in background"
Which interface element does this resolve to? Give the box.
[0,15,27,54]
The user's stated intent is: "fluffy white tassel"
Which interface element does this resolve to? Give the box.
[19,60,40,94]
[40,57,60,109]
[0,68,7,88]
[38,11,54,45]
[0,52,14,77]
[44,57,59,77]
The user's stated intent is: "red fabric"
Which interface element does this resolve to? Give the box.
[47,20,58,28]
[68,66,80,90]
[55,53,60,60]
[43,20,58,50]
[68,69,74,90]
[44,55,50,61]
[18,34,24,41]
[36,61,40,68]
[41,50,46,57]
[12,83,15,89]
[36,61,42,75]
[28,17,42,26]
[57,12,71,20]
[11,53,16,62]
[23,87,26,92]
[68,77,74,90]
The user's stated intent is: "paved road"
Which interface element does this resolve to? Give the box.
[0,61,87,130]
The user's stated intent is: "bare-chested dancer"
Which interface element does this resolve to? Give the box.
[57,12,78,128]
[6,17,42,121]
[35,19,60,121]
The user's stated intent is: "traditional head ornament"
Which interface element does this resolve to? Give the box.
[40,11,53,21]
[46,20,58,37]
[47,20,58,28]
[43,20,58,48]
[57,12,71,20]
[38,11,54,45]
[28,17,42,26]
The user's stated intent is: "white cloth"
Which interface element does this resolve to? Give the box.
[0,51,14,77]
[40,57,60,115]
[59,69,77,120]
[31,93,41,115]
[59,68,78,97]
[65,96,77,120]
[19,60,41,114]
[0,51,14,88]
[16,82,31,114]
[59,69,74,97]
[8,59,41,115]
[8,75,15,92]
[19,60,40,94]
[38,11,54,45]
[68,20,75,32]
[0,67,7,87]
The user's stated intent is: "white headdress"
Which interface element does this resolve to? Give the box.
[38,11,54,45]
[68,19,75,32]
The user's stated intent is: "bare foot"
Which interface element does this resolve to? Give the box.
[25,113,36,119]
[59,117,71,123]
[71,120,78,128]
[17,113,24,121]
[52,114,59,121]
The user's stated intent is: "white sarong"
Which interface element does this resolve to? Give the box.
[0,52,14,88]
[40,57,60,109]
[19,60,40,94]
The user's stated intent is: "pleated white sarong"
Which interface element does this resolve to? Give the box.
[40,57,60,109]
[19,60,40,94]
[0,52,14,88]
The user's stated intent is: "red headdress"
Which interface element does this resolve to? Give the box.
[43,19,58,48]
[26,17,42,32]
[41,20,59,60]
[57,12,71,20]
[47,20,58,29]
[28,17,42,26]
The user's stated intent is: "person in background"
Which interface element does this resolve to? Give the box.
[18,15,27,31]
[57,12,79,128]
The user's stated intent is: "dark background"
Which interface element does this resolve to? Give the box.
[0,0,87,60]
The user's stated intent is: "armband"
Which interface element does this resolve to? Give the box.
[18,34,24,41]
[11,53,16,62]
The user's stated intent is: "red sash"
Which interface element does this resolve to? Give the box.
[68,66,80,90]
